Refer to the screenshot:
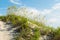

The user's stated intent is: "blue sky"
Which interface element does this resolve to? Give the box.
[0,0,60,28]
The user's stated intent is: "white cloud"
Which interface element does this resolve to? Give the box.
[46,17,60,28]
[41,3,60,27]
[41,9,52,15]
[42,3,60,15]
[47,18,58,23]
[10,0,22,5]
[0,14,4,16]
[44,9,52,13]
[52,3,60,9]
[26,8,41,16]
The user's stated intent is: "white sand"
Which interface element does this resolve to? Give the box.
[0,21,12,40]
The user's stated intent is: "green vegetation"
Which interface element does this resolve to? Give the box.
[0,6,60,40]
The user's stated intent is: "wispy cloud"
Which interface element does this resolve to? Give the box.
[41,3,60,15]
[10,0,22,5]
[44,3,60,27]
[52,3,60,9]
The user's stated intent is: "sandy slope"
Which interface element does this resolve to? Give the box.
[0,21,12,40]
